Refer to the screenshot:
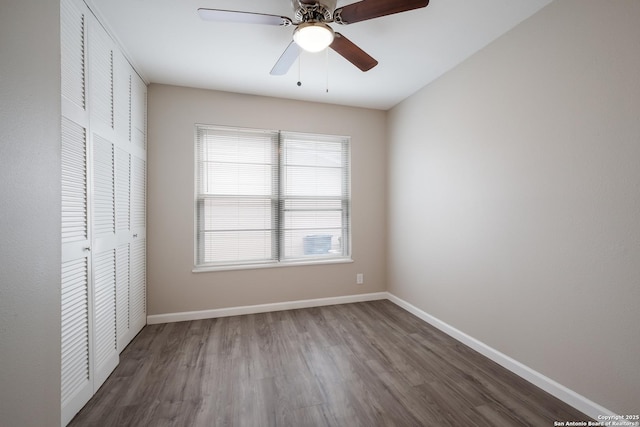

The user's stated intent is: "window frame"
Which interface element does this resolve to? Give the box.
[193,124,352,272]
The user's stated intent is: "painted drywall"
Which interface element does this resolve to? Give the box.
[0,0,62,425]
[388,0,640,415]
[147,85,387,315]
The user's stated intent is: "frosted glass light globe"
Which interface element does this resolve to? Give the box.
[293,22,335,53]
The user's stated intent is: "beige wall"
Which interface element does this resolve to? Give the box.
[0,0,62,425]
[388,0,640,415]
[147,85,387,315]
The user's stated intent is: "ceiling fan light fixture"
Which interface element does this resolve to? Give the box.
[293,22,335,52]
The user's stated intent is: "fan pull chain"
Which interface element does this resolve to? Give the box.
[297,53,302,87]
[325,48,329,93]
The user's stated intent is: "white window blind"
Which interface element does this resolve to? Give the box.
[280,131,350,261]
[195,125,350,268]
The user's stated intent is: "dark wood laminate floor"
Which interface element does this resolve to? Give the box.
[70,300,589,426]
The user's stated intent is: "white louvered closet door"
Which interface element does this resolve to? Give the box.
[61,0,147,423]
[88,12,119,391]
[61,116,92,425]
[130,154,147,336]
[114,51,147,351]
[113,53,130,348]
[115,141,132,350]
[61,0,92,424]
[130,74,147,338]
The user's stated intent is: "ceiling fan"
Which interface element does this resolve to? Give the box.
[198,0,429,75]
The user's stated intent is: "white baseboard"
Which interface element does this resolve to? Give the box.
[146,290,614,420]
[385,292,616,421]
[146,292,387,325]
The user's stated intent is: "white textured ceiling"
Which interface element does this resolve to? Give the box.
[87,0,552,110]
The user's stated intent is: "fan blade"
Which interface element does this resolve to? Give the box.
[198,8,292,26]
[334,0,429,25]
[270,41,301,75]
[330,33,378,72]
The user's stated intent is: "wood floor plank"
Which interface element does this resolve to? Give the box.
[286,404,337,427]
[69,300,590,426]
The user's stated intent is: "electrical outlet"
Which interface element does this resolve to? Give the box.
[356,273,364,285]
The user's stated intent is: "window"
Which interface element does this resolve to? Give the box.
[195,124,351,269]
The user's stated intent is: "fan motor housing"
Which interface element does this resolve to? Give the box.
[293,0,337,22]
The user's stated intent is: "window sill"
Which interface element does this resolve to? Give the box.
[192,257,353,273]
